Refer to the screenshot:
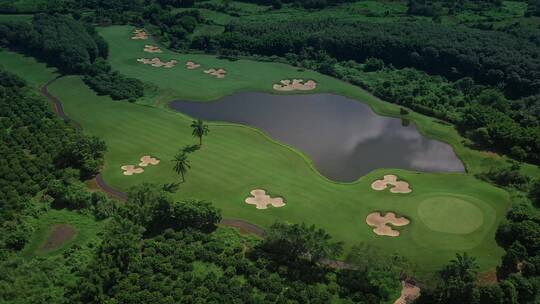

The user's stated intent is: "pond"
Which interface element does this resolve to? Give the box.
[170,93,464,182]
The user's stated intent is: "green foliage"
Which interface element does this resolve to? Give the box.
[0,15,144,101]
[207,16,540,98]
[123,183,221,233]
[260,222,343,264]
[363,57,384,72]
[530,179,540,207]
[63,183,393,303]
[0,67,105,255]
[152,199,222,232]
[0,14,98,73]
[526,0,540,16]
[417,253,481,303]
[190,118,209,146]
[172,151,191,182]
[477,161,530,189]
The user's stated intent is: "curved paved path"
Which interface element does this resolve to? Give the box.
[40,77,365,271]
[40,77,268,237]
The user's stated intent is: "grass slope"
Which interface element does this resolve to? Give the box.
[0,26,524,273]
[100,25,540,177]
[21,209,107,258]
[0,49,58,87]
[47,74,509,274]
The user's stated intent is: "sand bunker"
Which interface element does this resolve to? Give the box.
[186,61,201,69]
[40,224,76,252]
[273,79,317,91]
[245,189,285,209]
[121,165,144,176]
[371,175,412,193]
[394,281,420,304]
[137,58,177,68]
[144,45,162,53]
[366,212,410,237]
[204,68,227,78]
[139,155,160,167]
[132,29,148,40]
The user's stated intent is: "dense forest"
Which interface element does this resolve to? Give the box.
[0,14,144,101]
[192,17,540,164]
[0,68,107,257]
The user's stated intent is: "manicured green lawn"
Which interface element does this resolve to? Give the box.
[99,25,540,177]
[2,25,533,274]
[47,74,510,274]
[0,49,58,87]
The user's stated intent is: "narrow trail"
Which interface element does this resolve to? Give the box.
[41,77,82,130]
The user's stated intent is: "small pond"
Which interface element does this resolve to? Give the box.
[170,93,464,182]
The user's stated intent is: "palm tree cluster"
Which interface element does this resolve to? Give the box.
[171,120,210,184]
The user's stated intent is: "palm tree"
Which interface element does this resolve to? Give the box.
[191,119,209,146]
[441,252,479,283]
[172,152,190,182]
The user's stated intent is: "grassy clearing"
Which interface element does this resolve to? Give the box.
[10,0,47,12]
[21,209,107,258]
[0,49,58,87]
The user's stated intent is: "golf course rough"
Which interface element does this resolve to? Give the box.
[0,28,513,274]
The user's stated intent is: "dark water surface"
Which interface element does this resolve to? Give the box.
[170,93,464,182]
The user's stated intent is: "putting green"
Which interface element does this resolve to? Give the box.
[418,196,484,234]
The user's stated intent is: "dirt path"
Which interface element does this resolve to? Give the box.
[95,174,128,201]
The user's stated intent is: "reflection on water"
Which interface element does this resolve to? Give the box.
[170,93,464,182]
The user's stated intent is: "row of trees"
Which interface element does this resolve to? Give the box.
[65,183,400,303]
[172,119,209,183]
[0,68,107,258]
[245,48,540,163]
[206,16,540,98]
[415,162,540,303]
[0,14,144,101]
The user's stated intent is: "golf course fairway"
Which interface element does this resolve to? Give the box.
[0,27,516,274]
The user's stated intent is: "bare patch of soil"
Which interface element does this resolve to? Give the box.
[40,224,76,252]
[394,281,420,304]
[366,212,410,237]
[477,271,498,285]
